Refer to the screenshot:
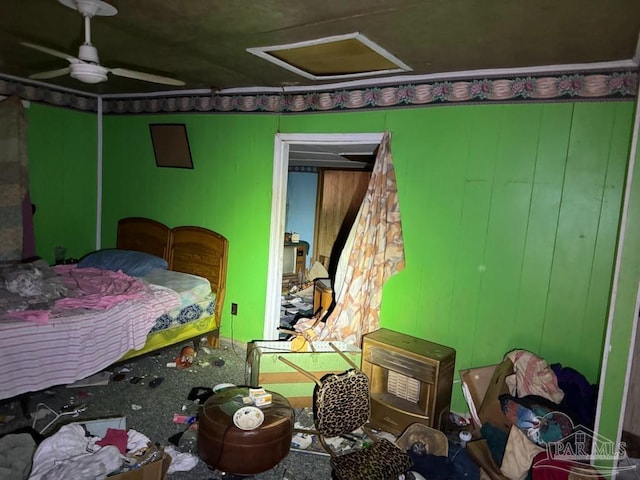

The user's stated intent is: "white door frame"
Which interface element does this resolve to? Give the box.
[263,132,385,339]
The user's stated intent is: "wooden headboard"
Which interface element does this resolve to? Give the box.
[170,226,228,313]
[117,217,171,261]
[116,217,229,334]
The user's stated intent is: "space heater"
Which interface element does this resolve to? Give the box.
[361,328,456,435]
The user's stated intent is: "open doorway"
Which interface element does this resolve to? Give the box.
[263,132,384,339]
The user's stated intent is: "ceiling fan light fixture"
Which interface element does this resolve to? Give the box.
[70,63,108,83]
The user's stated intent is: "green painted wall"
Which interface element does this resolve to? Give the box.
[375,103,631,380]
[28,100,635,420]
[597,104,640,455]
[102,113,279,344]
[26,103,97,263]
[283,104,632,386]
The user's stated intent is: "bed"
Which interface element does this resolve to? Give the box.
[0,217,228,401]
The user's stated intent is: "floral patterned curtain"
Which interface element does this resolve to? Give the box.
[297,130,405,346]
[0,96,29,262]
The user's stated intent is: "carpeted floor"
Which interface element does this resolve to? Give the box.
[0,338,333,479]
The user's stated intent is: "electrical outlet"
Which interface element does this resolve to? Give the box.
[231,303,238,315]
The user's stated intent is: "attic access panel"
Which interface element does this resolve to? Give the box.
[247,32,412,81]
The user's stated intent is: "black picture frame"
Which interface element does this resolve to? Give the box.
[149,123,193,169]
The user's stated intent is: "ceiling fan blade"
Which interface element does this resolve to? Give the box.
[29,67,71,80]
[109,67,185,86]
[20,42,79,64]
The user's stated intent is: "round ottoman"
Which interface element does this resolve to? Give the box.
[198,386,294,476]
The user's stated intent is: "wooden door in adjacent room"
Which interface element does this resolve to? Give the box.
[313,169,371,274]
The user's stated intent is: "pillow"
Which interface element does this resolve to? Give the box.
[500,426,544,480]
[77,249,168,277]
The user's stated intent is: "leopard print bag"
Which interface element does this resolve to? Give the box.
[312,369,413,480]
[278,343,412,479]
[330,437,414,480]
[313,369,370,437]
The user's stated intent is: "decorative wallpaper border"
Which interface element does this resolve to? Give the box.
[2,69,638,114]
[0,78,97,112]
[102,70,640,114]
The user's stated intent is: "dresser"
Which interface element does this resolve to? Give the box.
[313,278,333,314]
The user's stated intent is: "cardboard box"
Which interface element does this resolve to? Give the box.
[71,417,171,480]
[459,359,514,480]
[109,453,171,480]
[247,340,361,407]
[460,359,514,432]
[476,359,513,434]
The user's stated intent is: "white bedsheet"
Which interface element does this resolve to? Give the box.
[0,283,181,400]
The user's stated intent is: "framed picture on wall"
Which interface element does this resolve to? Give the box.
[149,123,193,169]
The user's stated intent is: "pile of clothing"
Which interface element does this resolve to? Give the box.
[466,349,600,480]
[0,423,166,480]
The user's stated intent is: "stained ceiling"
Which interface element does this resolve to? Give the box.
[1,0,639,96]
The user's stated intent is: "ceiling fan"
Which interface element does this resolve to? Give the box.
[21,0,185,86]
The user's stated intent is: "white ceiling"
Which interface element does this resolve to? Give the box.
[288,143,379,169]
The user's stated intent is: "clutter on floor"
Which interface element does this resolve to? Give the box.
[279,261,329,341]
[460,349,605,480]
[0,334,623,480]
[0,339,312,480]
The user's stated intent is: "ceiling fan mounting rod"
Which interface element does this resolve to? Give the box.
[84,15,92,45]
[77,15,100,63]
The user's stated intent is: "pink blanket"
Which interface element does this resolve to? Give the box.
[8,265,149,324]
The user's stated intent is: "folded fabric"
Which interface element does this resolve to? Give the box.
[480,422,509,467]
[96,428,128,454]
[505,350,564,404]
[500,426,544,480]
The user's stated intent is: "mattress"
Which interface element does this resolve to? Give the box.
[150,295,216,333]
[142,269,216,333]
[142,268,211,309]
[0,283,181,400]
[0,267,215,399]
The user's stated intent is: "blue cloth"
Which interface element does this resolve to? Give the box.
[448,443,480,480]
[407,442,480,480]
